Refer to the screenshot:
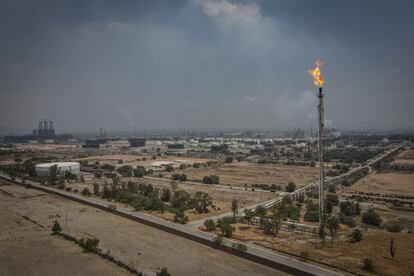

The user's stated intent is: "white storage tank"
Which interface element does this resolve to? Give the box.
[35,162,80,177]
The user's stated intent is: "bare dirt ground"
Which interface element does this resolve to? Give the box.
[0,181,285,276]
[228,224,414,275]
[392,149,414,165]
[0,184,129,276]
[164,161,319,188]
[341,173,414,196]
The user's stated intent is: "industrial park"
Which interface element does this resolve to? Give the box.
[1,1,413,276]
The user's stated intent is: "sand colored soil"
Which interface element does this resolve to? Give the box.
[228,224,414,275]
[0,181,284,276]
[164,161,319,188]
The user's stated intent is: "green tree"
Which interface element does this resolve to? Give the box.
[231,199,239,218]
[389,238,396,259]
[52,220,62,234]
[255,205,267,217]
[160,188,172,202]
[244,209,255,225]
[225,156,233,163]
[48,165,59,186]
[285,181,296,192]
[191,191,213,213]
[261,213,281,235]
[325,215,339,247]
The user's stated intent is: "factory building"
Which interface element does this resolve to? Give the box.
[128,138,146,147]
[35,162,80,177]
[166,143,187,155]
[211,144,229,152]
[37,119,55,139]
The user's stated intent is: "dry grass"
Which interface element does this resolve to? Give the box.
[0,181,283,276]
[164,161,319,188]
[230,224,414,275]
[392,150,414,165]
[341,173,414,197]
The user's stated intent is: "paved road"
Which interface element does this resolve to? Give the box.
[0,174,342,276]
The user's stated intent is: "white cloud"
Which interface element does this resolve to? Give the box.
[200,0,260,23]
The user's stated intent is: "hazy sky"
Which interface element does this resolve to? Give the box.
[1,0,413,134]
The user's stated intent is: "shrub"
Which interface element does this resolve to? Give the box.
[225,156,233,163]
[220,223,233,238]
[363,258,374,272]
[133,167,146,178]
[204,219,216,231]
[351,228,363,243]
[202,175,220,184]
[165,165,174,172]
[83,237,100,252]
[232,243,247,251]
[156,267,171,276]
[171,173,187,181]
[116,165,134,177]
[52,220,62,234]
[362,208,382,226]
[299,251,309,261]
[81,187,92,197]
[385,221,402,233]
[213,235,224,245]
[57,183,65,190]
[338,213,356,227]
[304,211,319,222]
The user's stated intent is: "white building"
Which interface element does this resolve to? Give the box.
[35,162,80,177]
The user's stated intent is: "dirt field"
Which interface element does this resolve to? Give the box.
[342,173,414,196]
[0,186,130,275]
[392,149,414,165]
[228,224,414,275]
[0,181,285,276]
[164,161,319,188]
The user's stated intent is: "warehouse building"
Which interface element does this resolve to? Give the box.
[35,162,80,177]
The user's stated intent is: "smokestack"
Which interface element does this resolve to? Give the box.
[39,121,43,130]
[49,121,53,130]
[318,87,325,231]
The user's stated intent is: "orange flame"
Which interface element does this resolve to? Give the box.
[309,59,325,87]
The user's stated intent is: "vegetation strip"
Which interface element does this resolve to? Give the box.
[1,175,315,276]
